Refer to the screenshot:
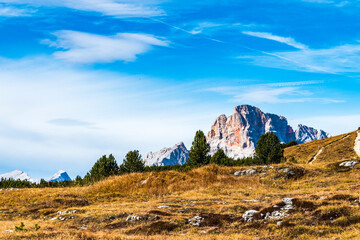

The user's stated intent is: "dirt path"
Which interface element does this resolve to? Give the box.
[308,134,351,164]
[354,131,360,158]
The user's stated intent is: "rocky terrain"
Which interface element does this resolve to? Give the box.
[207,105,330,159]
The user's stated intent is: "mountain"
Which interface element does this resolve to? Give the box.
[144,142,189,166]
[207,105,330,159]
[295,124,331,144]
[49,170,71,182]
[0,170,35,183]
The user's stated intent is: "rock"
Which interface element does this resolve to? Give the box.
[242,210,260,222]
[158,205,170,209]
[295,124,331,144]
[207,105,329,159]
[278,168,295,176]
[188,216,204,226]
[57,210,77,215]
[126,215,148,222]
[144,142,189,166]
[339,161,359,168]
[234,169,256,176]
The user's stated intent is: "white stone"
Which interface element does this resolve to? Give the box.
[339,161,359,168]
[242,210,259,222]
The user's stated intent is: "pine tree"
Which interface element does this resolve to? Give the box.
[89,154,119,181]
[187,130,210,167]
[255,132,283,165]
[210,149,229,165]
[119,150,144,173]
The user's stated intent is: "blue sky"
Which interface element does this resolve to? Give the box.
[0,0,359,179]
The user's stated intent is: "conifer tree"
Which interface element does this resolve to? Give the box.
[89,154,119,181]
[255,132,283,165]
[119,150,144,173]
[188,130,210,166]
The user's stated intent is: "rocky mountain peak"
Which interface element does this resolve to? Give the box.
[207,105,329,159]
[144,142,189,167]
[295,124,331,144]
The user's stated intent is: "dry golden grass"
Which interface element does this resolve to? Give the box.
[284,131,358,164]
[1,132,360,240]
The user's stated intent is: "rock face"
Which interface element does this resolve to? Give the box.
[207,105,295,159]
[0,170,35,183]
[49,170,71,182]
[207,105,330,159]
[144,142,189,167]
[295,124,331,144]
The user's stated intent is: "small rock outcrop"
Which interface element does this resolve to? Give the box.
[339,161,359,168]
[144,142,189,166]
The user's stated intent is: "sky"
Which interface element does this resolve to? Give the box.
[0,0,359,180]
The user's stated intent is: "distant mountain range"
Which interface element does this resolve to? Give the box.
[0,170,71,183]
[144,105,330,166]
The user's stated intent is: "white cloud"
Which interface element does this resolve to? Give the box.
[0,0,164,17]
[239,43,360,73]
[242,31,308,50]
[203,82,344,104]
[0,4,31,16]
[302,0,350,7]
[43,30,169,63]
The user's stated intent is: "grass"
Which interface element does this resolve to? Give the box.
[0,132,360,239]
[284,131,358,164]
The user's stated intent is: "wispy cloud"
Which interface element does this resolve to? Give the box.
[0,0,164,18]
[242,31,308,50]
[239,43,360,73]
[48,118,93,127]
[0,4,32,17]
[42,30,169,63]
[203,81,343,104]
[302,0,350,7]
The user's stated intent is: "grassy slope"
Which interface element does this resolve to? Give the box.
[284,131,358,164]
[0,131,360,239]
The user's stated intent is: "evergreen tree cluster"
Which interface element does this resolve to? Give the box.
[0,130,286,189]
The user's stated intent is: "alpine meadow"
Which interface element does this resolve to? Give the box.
[0,1,360,239]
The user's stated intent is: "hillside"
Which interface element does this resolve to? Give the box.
[284,130,359,165]
[0,130,359,239]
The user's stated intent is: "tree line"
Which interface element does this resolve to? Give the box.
[0,130,295,188]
